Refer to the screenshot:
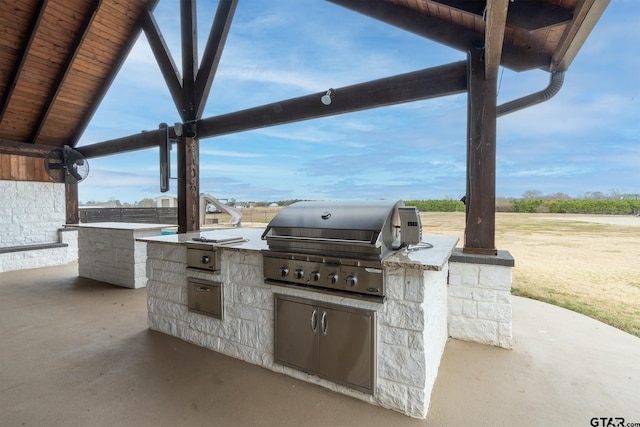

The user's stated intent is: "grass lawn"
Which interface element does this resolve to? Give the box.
[422,212,640,338]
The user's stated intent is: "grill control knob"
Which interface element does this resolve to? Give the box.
[310,271,320,281]
[280,266,289,277]
[346,275,357,287]
[328,273,338,284]
[294,269,304,279]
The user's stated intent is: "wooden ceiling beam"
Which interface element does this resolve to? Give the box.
[328,0,483,53]
[142,9,184,120]
[181,0,198,121]
[327,0,549,71]
[197,61,467,138]
[433,0,573,31]
[30,0,103,144]
[193,0,238,118]
[75,127,168,159]
[0,0,49,128]
[551,0,610,72]
[0,138,53,158]
[77,60,467,158]
[484,0,509,80]
[69,0,160,147]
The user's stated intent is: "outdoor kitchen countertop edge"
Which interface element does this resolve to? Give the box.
[138,229,459,270]
[383,236,459,271]
[136,227,268,251]
[68,222,172,231]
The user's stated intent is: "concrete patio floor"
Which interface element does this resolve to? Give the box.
[1,262,639,427]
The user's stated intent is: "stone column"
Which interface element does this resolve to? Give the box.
[447,249,514,349]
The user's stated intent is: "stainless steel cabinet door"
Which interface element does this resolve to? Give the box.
[318,306,374,392]
[274,297,319,373]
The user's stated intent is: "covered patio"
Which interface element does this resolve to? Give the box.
[2,262,638,426]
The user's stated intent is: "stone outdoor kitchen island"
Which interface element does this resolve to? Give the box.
[138,228,513,418]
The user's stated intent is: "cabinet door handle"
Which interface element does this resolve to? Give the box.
[321,311,328,335]
[310,309,318,333]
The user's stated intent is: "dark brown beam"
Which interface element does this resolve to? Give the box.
[142,9,184,120]
[69,0,160,147]
[433,0,573,31]
[30,0,103,144]
[198,61,467,138]
[181,0,198,121]
[0,139,53,158]
[193,0,238,118]
[484,0,509,80]
[551,0,610,72]
[75,128,168,159]
[326,0,549,72]
[464,49,497,255]
[75,61,467,157]
[0,0,49,126]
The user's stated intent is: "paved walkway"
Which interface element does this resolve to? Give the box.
[1,262,639,426]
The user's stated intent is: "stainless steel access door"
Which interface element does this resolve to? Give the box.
[274,296,319,373]
[274,294,376,395]
[318,305,375,393]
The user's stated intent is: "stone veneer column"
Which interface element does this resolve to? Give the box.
[447,249,514,349]
[0,181,65,247]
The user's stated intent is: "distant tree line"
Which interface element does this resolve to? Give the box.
[510,197,640,214]
[406,190,640,215]
[405,199,466,212]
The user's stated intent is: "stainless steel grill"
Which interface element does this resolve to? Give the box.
[262,200,421,299]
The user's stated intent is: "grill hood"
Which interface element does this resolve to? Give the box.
[261,200,421,260]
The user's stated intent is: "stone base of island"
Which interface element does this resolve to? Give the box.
[74,222,170,288]
[138,228,513,418]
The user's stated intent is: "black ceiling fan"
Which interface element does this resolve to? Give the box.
[44,145,89,184]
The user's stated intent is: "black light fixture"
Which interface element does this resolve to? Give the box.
[321,88,335,105]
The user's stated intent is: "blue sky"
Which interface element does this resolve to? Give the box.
[77,0,639,204]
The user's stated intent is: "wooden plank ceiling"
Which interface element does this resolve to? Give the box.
[0,0,155,149]
[0,0,608,155]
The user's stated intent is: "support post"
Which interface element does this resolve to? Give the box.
[65,182,79,224]
[464,49,497,255]
[177,136,199,233]
[176,0,200,233]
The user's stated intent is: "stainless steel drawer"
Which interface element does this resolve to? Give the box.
[186,247,220,271]
[187,278,223,319]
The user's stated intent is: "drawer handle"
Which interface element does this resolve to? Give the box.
[310,309,318,333]
[201,255,210,264]
[321,311,328,335]
[196,286,211,292]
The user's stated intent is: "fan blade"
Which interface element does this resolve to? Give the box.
[68,166,84,182]
[47,163,64,170]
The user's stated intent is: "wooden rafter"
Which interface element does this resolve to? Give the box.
[552,0,609,72]
[0,0,49,127]
[142,9,184,120]
[30,0,103,144]
[181,0,198,121]
[193,0,238,118]
[483,0,509,80]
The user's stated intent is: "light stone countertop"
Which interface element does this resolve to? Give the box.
[384,235,459,271]
[137,227,268,251]
[138,227,458,271]
[69,222,172,231]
